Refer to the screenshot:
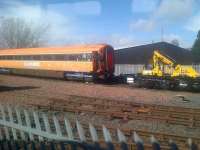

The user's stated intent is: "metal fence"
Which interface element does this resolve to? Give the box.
[115,64,200,76]
[0,103,198,150]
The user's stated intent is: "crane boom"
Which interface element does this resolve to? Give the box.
[143,50,199,78]
[153,51,175,66]
[137,50,200,91]
[142,50,175,76]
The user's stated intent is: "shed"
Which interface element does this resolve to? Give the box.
[114,42,196,75]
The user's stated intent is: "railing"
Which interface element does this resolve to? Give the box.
[0,103,198,150]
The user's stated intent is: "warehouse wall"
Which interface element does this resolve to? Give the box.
[114,64,200,76]
[193,65,200,73]
[114,64,144,75]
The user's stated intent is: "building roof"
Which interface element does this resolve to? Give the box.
[115,42,194,65]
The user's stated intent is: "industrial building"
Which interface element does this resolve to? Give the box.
[114,42,197,75]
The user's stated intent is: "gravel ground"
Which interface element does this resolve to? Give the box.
[0,74,200,139]
[0,74,200,108]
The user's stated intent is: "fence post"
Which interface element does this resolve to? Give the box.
[53,114,62,137]
[76,120,86,142]
[89,123,98,142]
[133,132,144,150]
[24,109,34,140]
[15,106,26,140]
[0,104,10,140]
[103,125,114,150]
[7,105,17,140]
[89,123,101,150]
[42,113,51,134]
[33,110,43,141]
[117,129,128,150]
[103,125,112,142]
[64,116,74,140]
[188,138,198,150]
[150,135,160,150]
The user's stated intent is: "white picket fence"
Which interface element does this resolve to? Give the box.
[0,103,128,143]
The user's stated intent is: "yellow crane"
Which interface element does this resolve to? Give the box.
[142,50,199,78]
[135,50,200,91]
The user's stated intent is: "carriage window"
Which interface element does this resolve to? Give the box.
[69,55,77,61]
[23,55,30,60]
[68,55,72,60]
[5,56,9,60]
[64,55,68,60]
[29,56,34,60]
[15,56,21,60]
[1,56,6,60]
[32,55,40,60]
[51,55,55,60]
[40,55,45,60]
[55,54,65,60]
[8,55,13,60]
[43,55,52,60]
[0,53,93,61]
[18,56,21,60]
[15,55,19,60]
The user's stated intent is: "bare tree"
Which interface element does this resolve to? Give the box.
[0,17,48,49]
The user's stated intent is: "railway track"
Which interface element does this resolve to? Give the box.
[25,94,200,128]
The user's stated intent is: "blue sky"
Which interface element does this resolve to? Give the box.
[1,0,200,48]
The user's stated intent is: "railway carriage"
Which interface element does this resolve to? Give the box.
[0,44,114,81]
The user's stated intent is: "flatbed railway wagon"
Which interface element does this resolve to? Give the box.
[0,44,115,81]
[123,50,200,91]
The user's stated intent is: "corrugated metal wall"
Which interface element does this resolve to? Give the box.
[115,64,200,76]
[193,65,200,73]
[114,64,144,75]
